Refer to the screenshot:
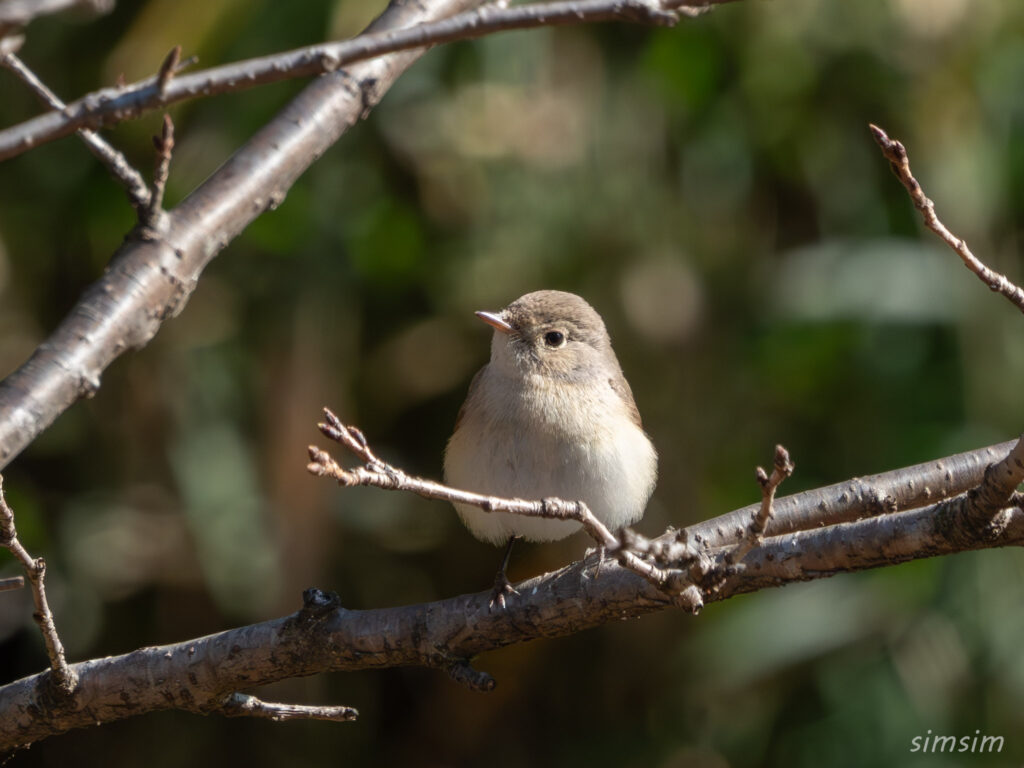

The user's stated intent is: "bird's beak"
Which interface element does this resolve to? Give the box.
[475,310,514,335]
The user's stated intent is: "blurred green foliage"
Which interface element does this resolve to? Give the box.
[1,0,1023,766]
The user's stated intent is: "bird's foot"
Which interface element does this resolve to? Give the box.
[488,570,520,612]
[593,545,607,579]
[582,545,607,580]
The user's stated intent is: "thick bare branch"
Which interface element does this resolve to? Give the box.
[0,0,737,163]
[734,491,1024,595]
[2,433,1020,749]
[2,469,1021,751]
[0,0,492,471]
[307,411,1024,611]
[0,0,739,470]
[652,435,1024,569]
[682,438,1017,551]
[0,50,151,211]
[0,477,76,693]
[869,124,1024,314]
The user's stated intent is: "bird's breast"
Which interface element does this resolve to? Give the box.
[444,366,658,541]
[463,370,644,493]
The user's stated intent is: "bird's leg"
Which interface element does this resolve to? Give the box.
[489,535,521,611]
[593,544,606,578]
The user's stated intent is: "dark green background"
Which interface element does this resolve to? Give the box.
[1,0,1022,765]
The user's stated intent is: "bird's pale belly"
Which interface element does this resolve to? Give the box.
[445,404,653,544]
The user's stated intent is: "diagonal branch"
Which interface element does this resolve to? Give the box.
[0,49,152,211]
[0,0,741,472]
[2,451,1022,751]
[869,123,1024,315]
[0,0,492,471]
[681,438,1017,550]
[0,477,76,694]
[0,0,737,163]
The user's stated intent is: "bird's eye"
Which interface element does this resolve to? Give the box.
[544,330,566,348]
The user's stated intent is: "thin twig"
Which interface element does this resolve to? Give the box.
[447,659,496,692]
[155,45,181,97]
[727,445,794,564]
[0,477,76,693]
[869,124,1024,315]
[311,408,622,548]
[962,433,1024,533]
[0,50,152,211]
[0,0,739,162]
[308,408,691,599]
[144,114,175,229]
[755,445,795,536]
[0,575,25,592]
[217,693,358,723]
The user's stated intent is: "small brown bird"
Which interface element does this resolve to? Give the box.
[444,290,658,606]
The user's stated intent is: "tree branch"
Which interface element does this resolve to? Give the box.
[0,49,152,211]
[0,0,113,39]
[0,0,1020,755]
[726,444,794,564]
[648,433,1024,574]
[869,123,1024,315]
[682,438,1017,550]
[2,436,1021,751]
[0,0,737,163]
[142,113,174,229]
[309,409,623,550]
[0,476,76,694]
[308,410,1024,607]
[0,0,493,471]
[309,408,711,604]
[0,575,25,591]
[217,693,358,724]
[963,431,1024,532]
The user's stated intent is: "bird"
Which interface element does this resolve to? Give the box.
[444,290,658,607]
